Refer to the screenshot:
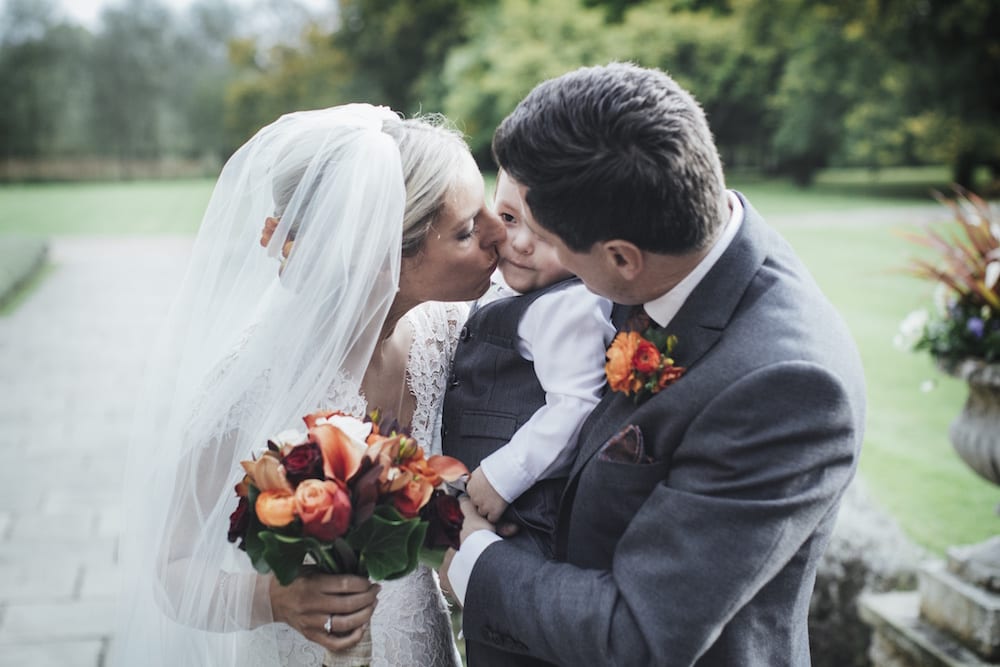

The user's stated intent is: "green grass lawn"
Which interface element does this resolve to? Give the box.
[0,178,214,235]
[1,166,996,554]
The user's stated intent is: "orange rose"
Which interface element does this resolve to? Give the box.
[605,331,641,394]
[632,339,661,374]
[393,477,434,518]
[295,479,351,541]
[657,364,685,389]
[255,490,296,527]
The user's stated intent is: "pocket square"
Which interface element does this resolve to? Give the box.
[597,424,652,464]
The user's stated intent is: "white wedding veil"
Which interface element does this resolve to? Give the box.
[113,104,411,665]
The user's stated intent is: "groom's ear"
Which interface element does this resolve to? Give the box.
[599,240,644,281]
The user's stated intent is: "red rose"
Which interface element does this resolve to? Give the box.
[295,479,352,541]
[282,443,324,486]
[632,339,661,374]
[228,495,250,549]
[420,490,463,550]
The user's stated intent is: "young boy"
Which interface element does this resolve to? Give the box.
[441,169,615,555]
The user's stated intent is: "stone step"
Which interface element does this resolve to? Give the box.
[859,591,996,666]
[920,560,1000,661]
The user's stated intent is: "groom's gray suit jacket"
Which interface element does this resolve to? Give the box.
[461,194,867,666]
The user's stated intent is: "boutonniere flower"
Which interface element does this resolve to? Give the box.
[605,329,685,402]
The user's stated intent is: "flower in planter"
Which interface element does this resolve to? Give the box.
[897,188,1000,365]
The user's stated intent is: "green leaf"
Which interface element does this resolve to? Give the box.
[346,506,425,581]
[243,486,267,570]
[392,520,428,581]
[259,531,306,586]
[418,545,446,571]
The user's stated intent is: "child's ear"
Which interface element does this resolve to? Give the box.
[599,240,644,281]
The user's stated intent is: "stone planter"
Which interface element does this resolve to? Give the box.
[938,358,1000,486]
[858,358,1000,665]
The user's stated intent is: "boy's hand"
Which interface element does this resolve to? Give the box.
[466,467,509,523]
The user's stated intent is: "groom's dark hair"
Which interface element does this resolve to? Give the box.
[492,62,728,254]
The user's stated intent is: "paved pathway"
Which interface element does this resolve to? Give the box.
[0,237,192,667]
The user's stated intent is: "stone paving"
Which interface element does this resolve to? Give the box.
[0,237,193,667]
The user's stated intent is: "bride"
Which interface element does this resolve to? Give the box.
[113,104,505,665]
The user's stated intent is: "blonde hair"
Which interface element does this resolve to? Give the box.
[270,113,470,258]
[382,114,470,256]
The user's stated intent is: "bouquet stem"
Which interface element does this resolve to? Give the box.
[323,623,372,667]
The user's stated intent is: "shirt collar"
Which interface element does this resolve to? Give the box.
[643,190,743,328]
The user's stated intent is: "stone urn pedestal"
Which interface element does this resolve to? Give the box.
[942,359,1000,488]
[859,358,1000,665]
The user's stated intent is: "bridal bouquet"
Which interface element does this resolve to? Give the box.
[227,410,467,665]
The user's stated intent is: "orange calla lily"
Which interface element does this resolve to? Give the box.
[402,457,442,487]
[425,455,468,483]
[310,424,364,482]
[303,410,339,429]
[383,467,413,494]
[241,455,293,493]
[393,477,434,518]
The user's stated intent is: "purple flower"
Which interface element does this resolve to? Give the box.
[967,317,985,338]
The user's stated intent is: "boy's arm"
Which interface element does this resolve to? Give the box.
[479,285,615,504]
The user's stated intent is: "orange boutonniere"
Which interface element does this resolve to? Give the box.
[605,329,685,402]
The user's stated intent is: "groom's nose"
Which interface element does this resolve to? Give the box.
[478,208,506,250]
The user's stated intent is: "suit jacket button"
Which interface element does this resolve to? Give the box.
[460,326,471,341]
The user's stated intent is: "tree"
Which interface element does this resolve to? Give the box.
[89,0,175,170]
[442,0,610,162]
[166,0,243,160]
[0,0,92,160]
[223,25,356,146]
[864,0,1000,185]
[335,0,474,115]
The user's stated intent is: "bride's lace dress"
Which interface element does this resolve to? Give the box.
[268,300,466,667]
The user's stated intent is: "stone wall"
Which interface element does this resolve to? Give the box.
[810,479,925,667]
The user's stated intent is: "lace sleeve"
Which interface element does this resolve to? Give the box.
[405,301,469,454]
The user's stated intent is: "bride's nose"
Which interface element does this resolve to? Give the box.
[477,208,506,250]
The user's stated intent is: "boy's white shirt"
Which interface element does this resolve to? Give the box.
[476,275,616,504]
[450,191,744,606]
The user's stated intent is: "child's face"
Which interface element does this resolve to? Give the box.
[494,170,573,293]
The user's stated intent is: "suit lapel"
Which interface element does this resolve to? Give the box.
[572,193,770,475]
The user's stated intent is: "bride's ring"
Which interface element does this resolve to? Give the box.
[324,614,334,634]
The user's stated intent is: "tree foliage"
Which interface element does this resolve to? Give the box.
[0,0,996,185]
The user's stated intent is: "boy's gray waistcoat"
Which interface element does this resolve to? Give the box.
[441,278,579,536]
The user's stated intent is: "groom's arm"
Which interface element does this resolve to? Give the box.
[455,361,862,666]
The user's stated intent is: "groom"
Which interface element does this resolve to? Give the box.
[440,63,866,666]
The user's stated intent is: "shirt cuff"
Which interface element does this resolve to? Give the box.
[450,530,502,606]
[480,453,532,503]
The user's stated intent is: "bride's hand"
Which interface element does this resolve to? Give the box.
[268,571,381,652]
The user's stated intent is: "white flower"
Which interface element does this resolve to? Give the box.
[314,414,372,446]
[895,309,929,351]
[985,261,1000,291]
[920,379,936,393]
[273,429,308,448]
[932,283,952,314]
